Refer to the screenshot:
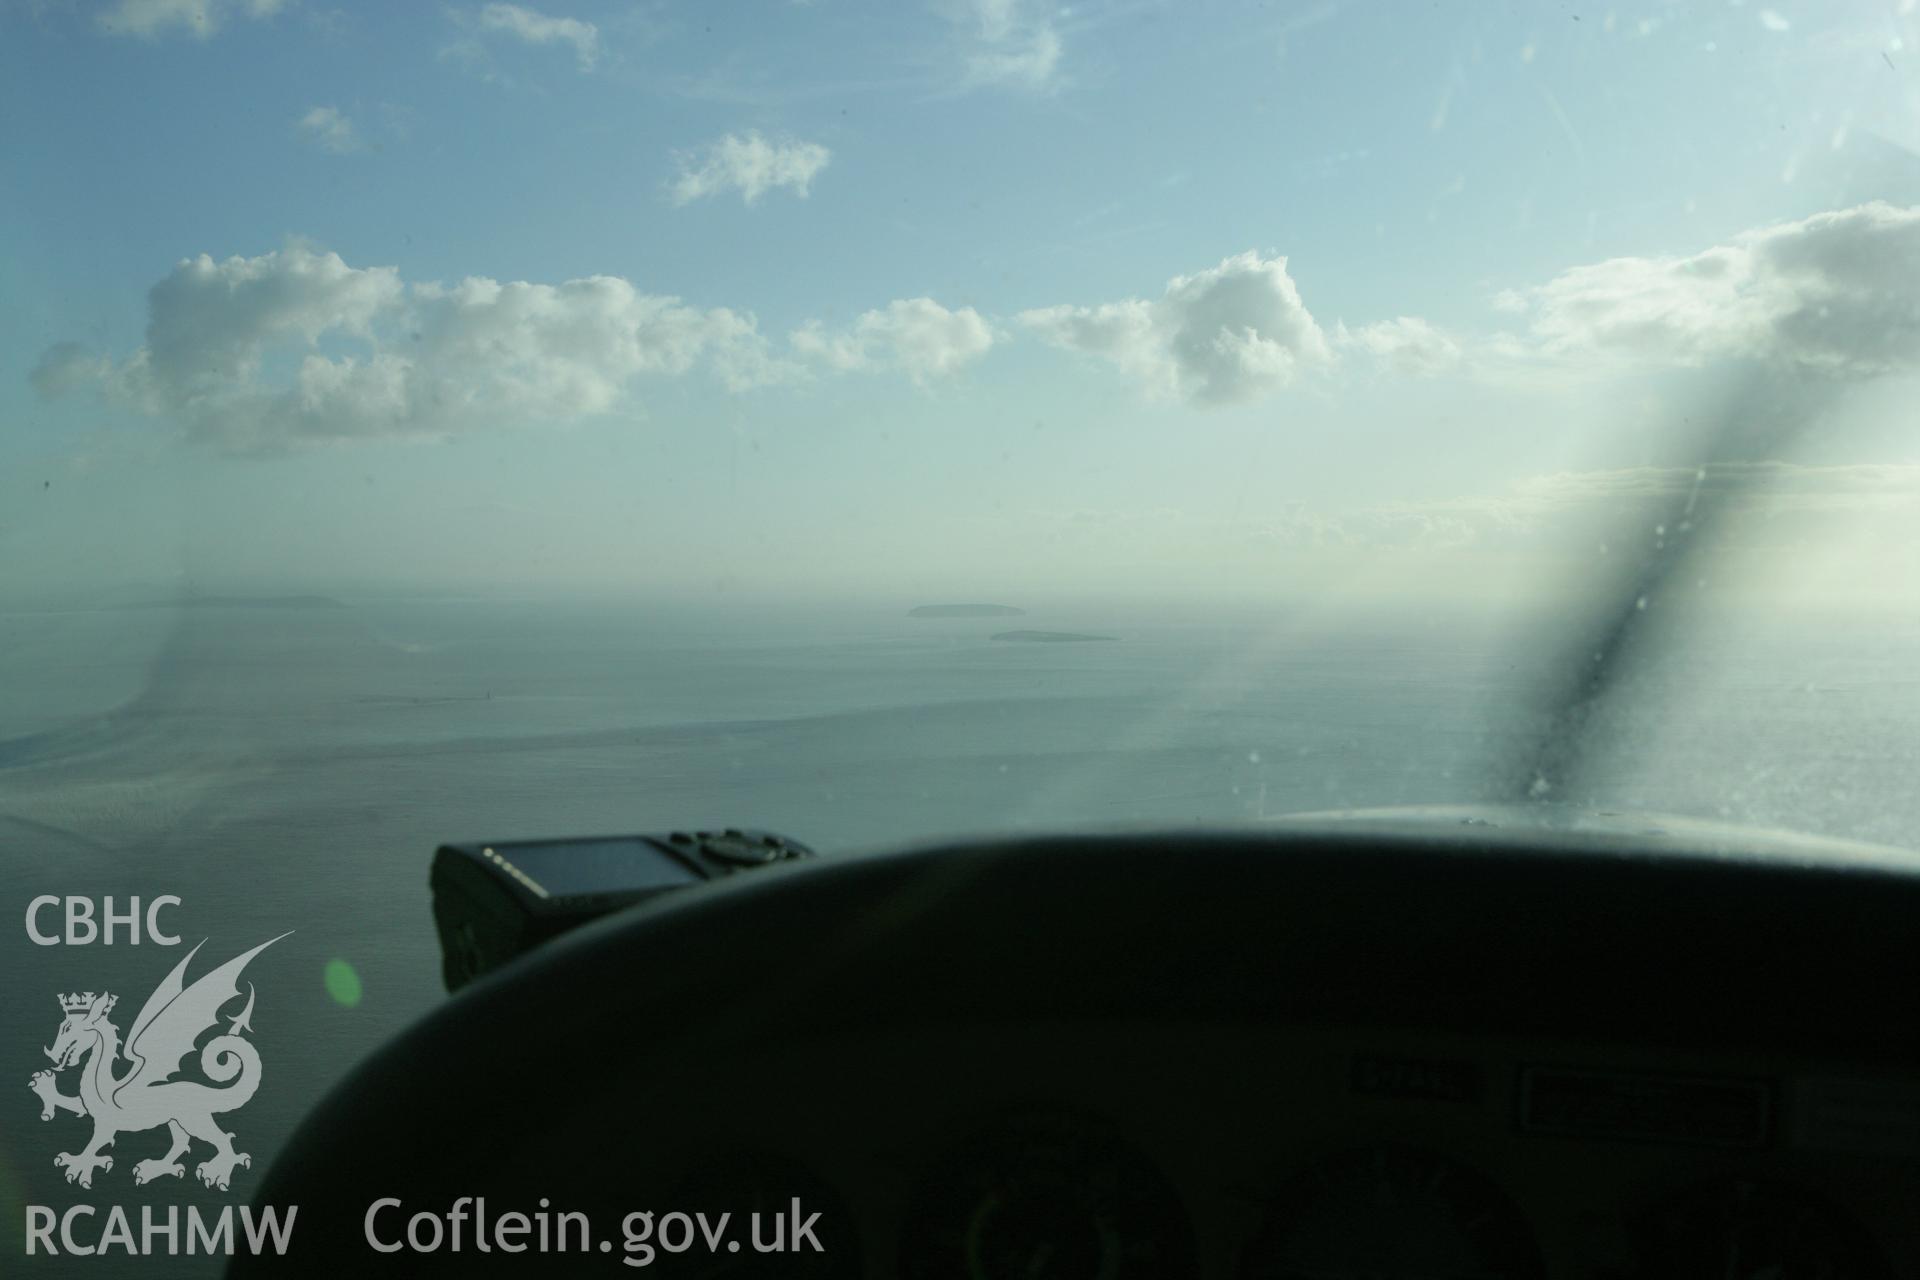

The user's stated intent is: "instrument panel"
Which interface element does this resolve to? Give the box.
[654,1019,1919,1279]
[238,818,1920,1278]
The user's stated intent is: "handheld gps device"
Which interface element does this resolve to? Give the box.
[429,828,814,992]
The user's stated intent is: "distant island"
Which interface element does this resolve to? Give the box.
[991,630,1115,643]
[908,603,1026,618]
[356,693,492,705]
[113,595,350,611]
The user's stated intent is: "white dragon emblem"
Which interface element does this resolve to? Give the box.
[27,934,288,1192]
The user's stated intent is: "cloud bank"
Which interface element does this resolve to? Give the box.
[32,243,997,452]
[1016,202,1920,402]
[31,203,1920,454]
[33,244,771,451]
[1505,201,1920,377]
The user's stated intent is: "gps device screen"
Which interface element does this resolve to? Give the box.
[492,838,698,899]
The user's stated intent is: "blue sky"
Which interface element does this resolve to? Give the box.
[5,0,1920,603]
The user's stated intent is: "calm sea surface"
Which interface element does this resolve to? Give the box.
[3,596,1916,1272]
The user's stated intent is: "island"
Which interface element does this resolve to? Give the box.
[990,630,1116,643]
[112,595,350,611]
[909,603,1026,618]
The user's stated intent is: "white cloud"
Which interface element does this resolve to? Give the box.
[1341,316,1463,376]
[31,242,787,452]
[453,3,600,72]
[1504,201,1920,378]
[791,298,996,383]
[97,0,283,39]
[144,243,403,392]
[295,105,359,155]
[670,132,832,206]
[943,0,1064,91]
[1020,251,1331,405]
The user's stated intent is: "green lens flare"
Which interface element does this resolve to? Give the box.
[323,958,363,1008]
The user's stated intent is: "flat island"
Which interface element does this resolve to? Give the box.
[990,630,1116,643]
[114,595,350,611]
[908,603,1026,618]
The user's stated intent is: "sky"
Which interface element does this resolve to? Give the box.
[4,0,1920,605]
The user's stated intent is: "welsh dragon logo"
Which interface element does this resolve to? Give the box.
[27,934,288,1192]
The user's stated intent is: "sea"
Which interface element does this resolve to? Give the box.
[3,593,1917,1273]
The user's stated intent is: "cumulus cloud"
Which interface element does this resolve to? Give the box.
[1020,251,1331,405]
[1505,201,1920,378]
[30,242,786,452]
[1062,202,1920,392]
[670,132,832,206]
[450,3,599,72]
[96,0,283,39]
[943,0,1063,91]
[791,298,996,383]
[295,106,359,155]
